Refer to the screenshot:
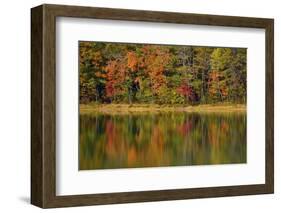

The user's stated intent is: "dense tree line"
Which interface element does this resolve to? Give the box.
[79,41,246,105]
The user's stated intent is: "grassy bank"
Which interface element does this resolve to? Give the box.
[80,103,246,114]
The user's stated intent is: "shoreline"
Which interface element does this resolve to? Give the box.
[80,103,246,114]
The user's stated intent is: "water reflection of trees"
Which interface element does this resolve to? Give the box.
[79,112,246,170]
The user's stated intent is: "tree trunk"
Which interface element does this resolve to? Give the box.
[128,87,132,104]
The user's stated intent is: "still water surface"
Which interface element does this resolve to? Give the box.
[79,112,246,170]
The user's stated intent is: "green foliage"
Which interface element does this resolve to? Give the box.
[79,42,247,105]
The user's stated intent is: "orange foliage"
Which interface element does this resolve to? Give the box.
[141,45,171,93]
[208,70,228,99]
[127,51,138,71]
[105,59,127,98]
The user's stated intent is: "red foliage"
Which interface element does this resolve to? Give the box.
[177,83,193,97]
[105,82,115,98]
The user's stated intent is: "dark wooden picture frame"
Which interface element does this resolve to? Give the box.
[31,4,274,208]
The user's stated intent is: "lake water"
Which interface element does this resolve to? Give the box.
[79,112,246,170]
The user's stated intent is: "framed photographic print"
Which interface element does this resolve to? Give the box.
[31,4,274,208]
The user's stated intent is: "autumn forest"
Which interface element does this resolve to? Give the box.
[79,41,246,105]
[79,41,247,170]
